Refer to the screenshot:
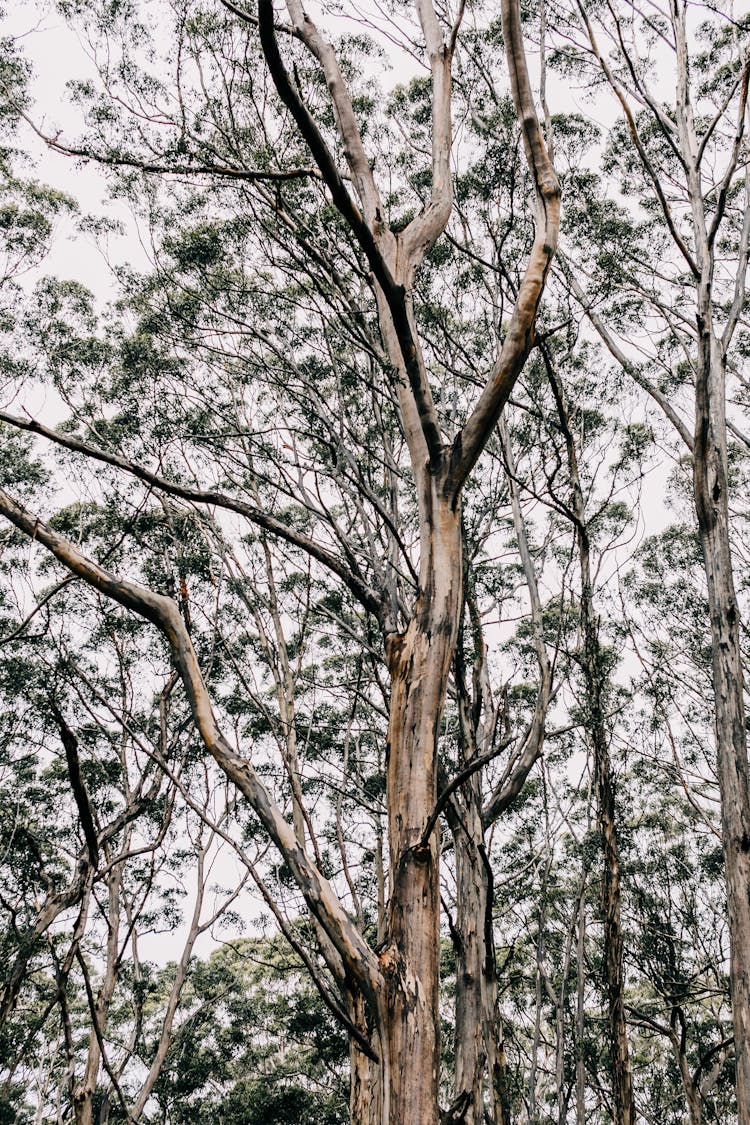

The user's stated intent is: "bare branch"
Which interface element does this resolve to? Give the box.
[50,704,100,870]
[282,0,385,225]
[419,736,513,850]
[256,0,445,467]
[400,0,454,268]
[575,1,700,280]
[0,409,385,619]
[483,417,552,824]
[18,108,317,183]
[556,256,694,450]
[447,0,561,494]
[707,57,750,248]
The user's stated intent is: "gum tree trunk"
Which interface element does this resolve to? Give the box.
[694,331,750,1124]
[0,0,559,1118]
[349,991,384,1125]
[587,617,634,1125]
[449,779,509,1125]
[380,469,462,1125]
[578,541,633,1125]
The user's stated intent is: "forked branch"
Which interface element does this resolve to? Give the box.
[256,0,444,467]
[447,0,561,495]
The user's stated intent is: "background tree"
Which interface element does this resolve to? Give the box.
[551,5,750,1115]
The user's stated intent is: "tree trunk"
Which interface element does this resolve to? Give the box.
[452,789,488,1125]
[694,334,750,1125]
[449,777,509,1125]
[556,872,586,1125]
[672,1012,702,1125]
[576,891,586,1125]
[350,991,384,1125]
[591,707,633,1125]
[378,470,462,1125]
[73,861,123,1125]
[580,524,634,1125]
[546,352,635,1125]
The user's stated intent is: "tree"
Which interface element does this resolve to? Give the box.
[554,4,750,1115]
[0,0,560,1118]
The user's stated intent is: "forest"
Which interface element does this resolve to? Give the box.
[0,0,748,1121]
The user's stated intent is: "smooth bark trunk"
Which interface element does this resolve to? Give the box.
[581,568,634,1125]
[546,352,635,1125]
[73,863,123,1125]
[575,886,587,1125]
[452,790,488,1125]
[694,336,750,1124]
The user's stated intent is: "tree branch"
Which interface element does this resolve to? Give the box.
[18,109,317,183]
[447,0,560,495]
[255,0,445,467]
[0,410,385,619]
[575,1,700,280]
[0,487,384,1007]
[50,703,100,870]
[557,255,694,451]
[400,0,454,269]
[418,736,513,850]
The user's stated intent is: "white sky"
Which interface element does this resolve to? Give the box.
[6,3,147,295]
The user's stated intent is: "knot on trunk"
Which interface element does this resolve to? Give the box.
[378,940,410,999]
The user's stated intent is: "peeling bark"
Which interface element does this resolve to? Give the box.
[380,471,462,1125]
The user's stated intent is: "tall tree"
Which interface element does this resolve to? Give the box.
[0,0,559,1119]
[556,3,750,1115]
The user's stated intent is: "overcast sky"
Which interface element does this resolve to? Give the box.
[6,3,148,297]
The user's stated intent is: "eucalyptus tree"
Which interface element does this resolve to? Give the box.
[8,0,748,1120]
[543,349,636,1125]
[0,0,562,1118]
[487,332,650,1125]
[621,491,740,1125]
